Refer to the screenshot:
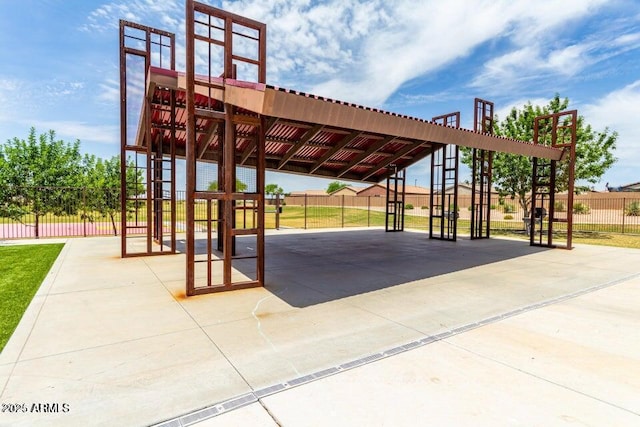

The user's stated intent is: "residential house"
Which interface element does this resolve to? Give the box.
[357,183,430,197]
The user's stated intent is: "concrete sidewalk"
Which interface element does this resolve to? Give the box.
[1,229,639,426]
[201,277,639,426]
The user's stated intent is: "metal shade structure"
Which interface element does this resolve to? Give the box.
[120,1,575,296]
[140,68,563,183]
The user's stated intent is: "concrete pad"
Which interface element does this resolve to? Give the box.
[446,278,640,414]
[203,300,420,389]
[0,363,14,397]
[262,340,639,426]
[1,329,251,427]
[140,254,186,283]
[166,283,330,328]
[49,258,161,293]
[19,282,196,360]
[261,279,640,426]
[192,403,277,427]
[2,230,640,426]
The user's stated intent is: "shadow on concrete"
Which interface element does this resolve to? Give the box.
[180,229,549,308]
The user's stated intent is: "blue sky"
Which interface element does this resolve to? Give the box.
[1,0,639,192]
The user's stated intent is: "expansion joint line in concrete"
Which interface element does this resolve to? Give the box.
[150,271,640,427]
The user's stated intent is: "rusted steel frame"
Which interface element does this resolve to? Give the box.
[429,143,439,238]
[195,192,260,201]
[120,20,174,39]
[432,111,461,126]
[430,112,460,241]
[170,89,177,252]
[471,98,494,240]
[385,166,406,232]
[223,103,235,287]
[256,88,562,160]
[531,115,553,247]
[185,0,197,295]
[190,2,269,293]
[399,169,406,231]
[217,122,224,252]
[193,2,267,83]
[119,21,128,258]
[190,280,260,295]
[531,110,577,249]
[152,131,163,247]
[278,123,324,169]
[309,131,361,174]
[207,199,213,286]
[470,149,492,239]
[376,144,433,184]
[337,136,396,177]
[240,116,277,165]
[197,121,222,159]
[120,19,175,258]
[560,110,577,249]
[233,228,259,236]
[449,143,460,241]
[362,142,426,181]
[385,173,392,232]
[195,108,226,120]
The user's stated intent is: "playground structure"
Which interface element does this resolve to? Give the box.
[119,1,576,296]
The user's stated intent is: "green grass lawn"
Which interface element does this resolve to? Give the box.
[0,243,64,352]
[491,229,640,249]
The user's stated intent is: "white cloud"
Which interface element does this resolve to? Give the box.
[469,0,632,94]
[0,78,23,116]
[98,78,120,104]
[215,0,612,105]
[81,0,182,33]
[613,32,640,46]
[546,44,589,76]
[493,97,550,122]
[30,120,119,145]
[582,80,640,167]
[82,0,622,108]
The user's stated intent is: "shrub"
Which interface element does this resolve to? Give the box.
[625,201,640,216]
[554,201,566,212]
[503,204,516,213]
[573,202,590,214]
[421,206,428,210]
[405,203,414,210]
[490,204,497,210]
[503,214,514,220]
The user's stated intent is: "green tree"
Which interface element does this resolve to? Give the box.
[81,155,125,235]
[265,183,284,196]
[0,128,83,237]
[207,179,248,192]
[461,95,617,218]
[326,181,348,194]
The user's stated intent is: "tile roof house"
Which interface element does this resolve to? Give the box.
[356,183,430,197]
[607,182,640,192]
[329,186,362,196]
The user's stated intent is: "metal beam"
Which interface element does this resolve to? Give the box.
[337,135,396,177]
[362,142,426,181]
[240,116,278,165]
[197,122,219,159]
[309,131,361,174]
[278,123,324,169]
